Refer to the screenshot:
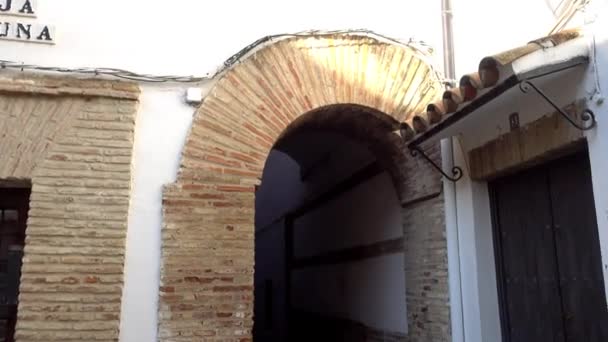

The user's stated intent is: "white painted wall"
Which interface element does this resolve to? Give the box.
[254,219,288,341]
[452,144,501,342]
[0,0,590,340]
[291,172,407,333]
[291,254,407,333]
[255,150,306,230]
[1,0,443,75]
[255,133,375,229]
[255,132,406,334]
[119,86,194,342]
[585,10,608,308]
[293,173,403,258]
[1,0,571,76]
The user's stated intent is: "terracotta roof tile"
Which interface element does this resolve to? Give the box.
[404,28,583,138]
[412,115,429,133]
[459,73,482,101]
[443,87,464,113]
[426,101,446,124]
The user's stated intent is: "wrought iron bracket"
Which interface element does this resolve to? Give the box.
[519,80,597,131]
[409,146,463,182]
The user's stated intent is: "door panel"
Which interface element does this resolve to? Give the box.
[492,150,608,342]
[493,167,565,342]
[548,153,608,341]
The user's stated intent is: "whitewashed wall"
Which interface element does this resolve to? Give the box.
[0,0,578,340]
[291,172,406,334]
[291,255,407,331]
[587,10,608,311]
[253,219,288,341]
[255,138,405,335]
[293,173,402,258]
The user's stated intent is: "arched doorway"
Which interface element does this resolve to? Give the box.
[254,104,409,341]
[158,32,446,341]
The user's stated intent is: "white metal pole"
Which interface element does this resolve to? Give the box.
[440,0,465,340]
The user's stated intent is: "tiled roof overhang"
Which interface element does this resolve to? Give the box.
[404,28,590,148]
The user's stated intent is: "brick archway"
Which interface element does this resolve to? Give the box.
[159,32,443,341]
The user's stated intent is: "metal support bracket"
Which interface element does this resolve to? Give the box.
[519,80,597,131]
[409,146,463,182]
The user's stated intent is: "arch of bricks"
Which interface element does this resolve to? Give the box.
[159,33,444,341]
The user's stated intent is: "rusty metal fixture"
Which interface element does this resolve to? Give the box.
[519,80,596,130]
[409,146,463,182]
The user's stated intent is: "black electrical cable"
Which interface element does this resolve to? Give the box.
[0,29,438,83]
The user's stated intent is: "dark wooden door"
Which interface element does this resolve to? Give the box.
[493,166,566,341]
[547,153,608,341]
[491,151,608,342]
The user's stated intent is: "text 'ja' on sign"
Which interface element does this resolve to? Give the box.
[0,0,56,44]
[0,0,36,17]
